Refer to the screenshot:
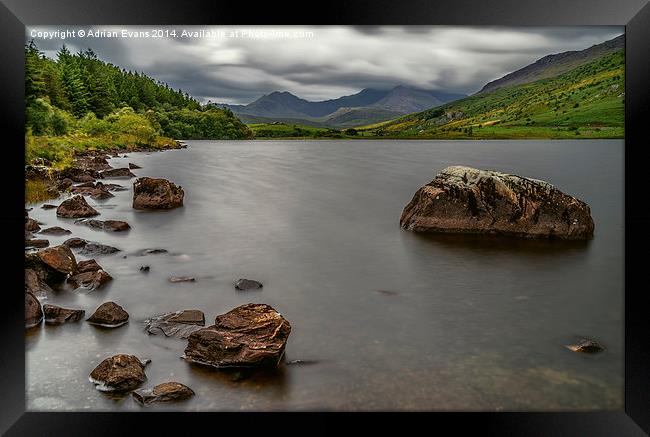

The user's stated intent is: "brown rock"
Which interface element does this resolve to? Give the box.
[56,195,100,218]
[25,217,41,232]
[74,155,112,171]
[63,237,88,248]
[25,252,65,286]
[70,185,114,200]
[25,268,53,297]
[58,167,102,183]
[133,177,184,210]
[25,239,49,249]
[57,178,74,190]
[76,259,102,273]
[80,242,121,256]
[400,166,595,240]
[39,226,71,235]
[69,269,112,291]
[37,245,77,275]
[101,168,136,178]
[43,304,85,324]
[87,301,128,327]
[89,354,148,392]
[132,382,194,405]
[144,309,205,338]
[75,219,130,232]
[25,291,43,328]
[184,303,291,368]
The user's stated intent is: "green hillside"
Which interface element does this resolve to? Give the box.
[359,50,624,139]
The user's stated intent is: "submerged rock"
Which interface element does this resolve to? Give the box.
[139,265,150,272]
[137,248,168,256]
[399,166,595,240]
[89,354,148,392]
[128,163,142,169]
[101,168,136,178]
[144,309,205,338]
[69,269,112,291]
[132,177,184,210]
[87,302,129,327]
[132,382,194,405]
[25,217,41,233]
[63,237,88,249]
[234,278,263,290]
[43,304,85,324]
[41,204,58,210]
[25,239,49,249]
[39,226,71,236]
[75,219,131,232]
[70,184,114,200]
[56,195,100,218]
[564,338,605,353]
[25,291,43,328]
[80,243,121,256]
[169,276,195,283]
[184,303,291,368]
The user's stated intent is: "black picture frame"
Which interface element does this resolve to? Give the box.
[2,0,648,434]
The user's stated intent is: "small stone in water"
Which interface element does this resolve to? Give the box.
[169,276,195,283]
[564,338,605,353]
[234,278,263,290]
[140,265,150,272]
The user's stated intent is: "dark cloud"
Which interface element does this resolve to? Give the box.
[26,26,624,104]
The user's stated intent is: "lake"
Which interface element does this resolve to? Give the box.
[25,139,624,411]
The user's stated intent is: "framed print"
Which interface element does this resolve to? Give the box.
[2,0,649,434]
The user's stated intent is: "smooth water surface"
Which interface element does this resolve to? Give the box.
[26,140,624,411]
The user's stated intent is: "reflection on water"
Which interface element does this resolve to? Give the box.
[26,140,623,411]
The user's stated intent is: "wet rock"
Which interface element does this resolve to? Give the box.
[565,338,605,353]
[101,168,136,178]
[70,185,114,200]
[235,278,263,290]
[140,265,150,272]
[63,237,88,248]
[43,304,85,324]
[89,354,148,392]
[25,268,52,298]
[74,155,112,171]
[144,309,205,338]
[87,302,129,327]
[138,248,168,256]
[25,217,41,232]
[399,166,595,240]
[132,382,194,405]
[80,243,121,256]
[57,178,74,190]
[25,291,43,328]
[169,276,195,283]
[25,252,66,286]
[25,239,49,249]
[184,303,291,368]
[41,204,57,210]
[39,226,71,236]
[58,167,101,183]
[100,183,128,192]
[132,177,184,210]
[76,259,102,273]
[56,195,100,218]
[37,245,77,276]
[75,219,131,232]
[128,163,141,169]
[69,269,112,291]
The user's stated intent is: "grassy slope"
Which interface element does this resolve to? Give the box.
[358,50,624,139]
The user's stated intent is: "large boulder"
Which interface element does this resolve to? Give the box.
[25,291,43,328]
[132,382,194,405]
[25,268,53,297]
[89,354,148,392]
[87,302,129,327]
[183,303,291,368]
[133,177,184,210]
[143,309,205,338]
[43,304,85,324]
[56,195,100,218]
[399,166,595,240]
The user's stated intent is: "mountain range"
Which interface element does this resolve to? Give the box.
[218,86,466,127]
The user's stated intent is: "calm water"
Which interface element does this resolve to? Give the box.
[26,140,624,411]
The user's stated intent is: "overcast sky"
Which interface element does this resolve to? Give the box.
[26,26,623,104]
